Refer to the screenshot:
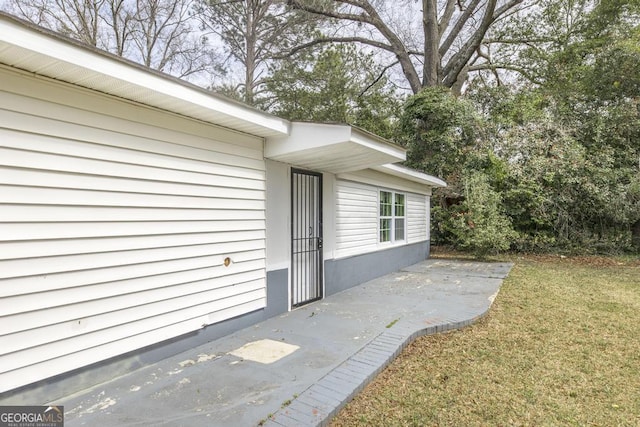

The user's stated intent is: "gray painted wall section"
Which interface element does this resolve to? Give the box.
[0,268,290,405]
[265,269,289,317]
[324,241,430,296]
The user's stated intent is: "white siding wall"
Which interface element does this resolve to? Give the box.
[335,179,430,258]
[335,180,379,257]
[0,68,266,393]
[407,193,429,243]
[265,160,290,272]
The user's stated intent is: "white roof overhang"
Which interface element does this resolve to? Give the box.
[373,164,447,188]
[265,122,406,174]
[0,13,289,138]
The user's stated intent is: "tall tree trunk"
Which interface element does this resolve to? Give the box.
[245,0,257,105]
[422,0,439,87]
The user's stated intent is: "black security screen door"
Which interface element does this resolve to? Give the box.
[291,169,323,308]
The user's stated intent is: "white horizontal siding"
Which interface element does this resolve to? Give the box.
[0,205,262,222]
[407,193,429,243]
[0,184,263,209]
[335,179,431,258]
[335,180,378,256]
[0,130,263,189]
[0,244,265,280]
[2,266,265,322]
[338,169,432,196]
[2,230,263,261]
[1,256,265,299]
[0,73,267,393]
[2,281,265,363]
[1,73,265,160]
[0,220,265,240]
[1,298,266,396]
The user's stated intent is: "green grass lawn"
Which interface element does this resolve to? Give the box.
[331,254,640,426]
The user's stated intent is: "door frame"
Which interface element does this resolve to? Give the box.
[290,168,323,308]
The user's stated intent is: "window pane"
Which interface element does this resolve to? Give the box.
[380,191,392,216]
[395,193,405,217]
[380,218,391,242]
[395,218,405,241]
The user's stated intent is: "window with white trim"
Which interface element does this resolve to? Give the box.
[379,190,405,242]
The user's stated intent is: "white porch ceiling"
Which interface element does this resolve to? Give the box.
[265,122,406,174]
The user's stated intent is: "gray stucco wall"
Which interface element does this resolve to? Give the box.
[0,268,290,405]
[324,241,430,296]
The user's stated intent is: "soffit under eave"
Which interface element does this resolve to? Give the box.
[264,122,406,174]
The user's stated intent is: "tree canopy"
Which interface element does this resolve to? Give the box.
[428,0,640,253]
[194,0,321,104]
[266,44,402,138]
[287,0,530,93]
[2,0,638,253]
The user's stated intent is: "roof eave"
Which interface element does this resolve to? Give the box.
[0,12,289,138]
[373,164,447,188]
[265,122,406,174]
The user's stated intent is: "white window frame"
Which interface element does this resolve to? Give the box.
[379,190,406,244]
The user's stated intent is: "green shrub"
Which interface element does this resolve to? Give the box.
[444,172,517,258]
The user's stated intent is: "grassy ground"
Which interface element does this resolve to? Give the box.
[331,253,640,427]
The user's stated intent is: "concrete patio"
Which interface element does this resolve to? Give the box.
[60,258,513,427]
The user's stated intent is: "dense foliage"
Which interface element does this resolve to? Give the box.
[265,45,402,139]
[405,0,640,254]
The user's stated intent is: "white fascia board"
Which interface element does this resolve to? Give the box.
[265,122,405,161]
[374,164,447,188]
[0,13,290,138]
[350,127,406,160]
[265,122,351,158]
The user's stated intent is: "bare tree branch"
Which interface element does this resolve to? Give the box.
[7,0,217,82]
[288,0,423,92]
[287,0,372,23]
[284,0,530,92]
[442,0,498,87]
[275,36,396,58]
[493,0,525,20]
[438,0,458,36]
[359,60,399,98]
[468,62,544,84]
[439,0,482,57]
